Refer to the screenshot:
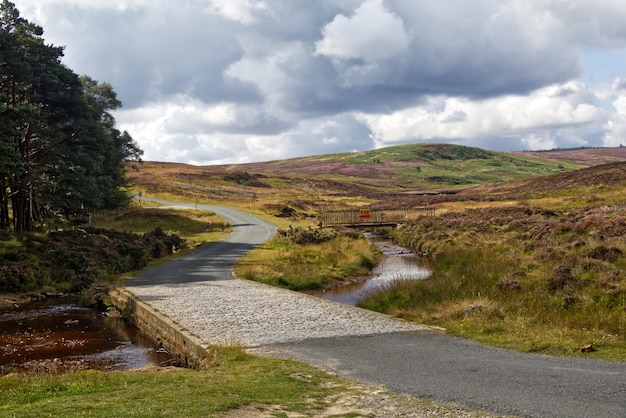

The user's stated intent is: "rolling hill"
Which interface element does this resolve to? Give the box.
[127,143,626,212]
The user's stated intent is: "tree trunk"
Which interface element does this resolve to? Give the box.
[0,179,9,230]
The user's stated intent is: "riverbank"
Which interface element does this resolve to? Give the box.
[234,226,380,291]
[311,234,431,305]
[0,293,65,310]
[360,204,626,361]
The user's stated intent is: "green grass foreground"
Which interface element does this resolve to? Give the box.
[0,348,356,417]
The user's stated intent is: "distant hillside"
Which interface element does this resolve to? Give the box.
[518,147,626,166]
[129,144,626,209]
[467,160,626,202]
[208,143,626,191]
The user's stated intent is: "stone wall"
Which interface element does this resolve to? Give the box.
[109,288,212,369]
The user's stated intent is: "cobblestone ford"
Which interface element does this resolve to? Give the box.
[126,201,428,348]
[127,279,427,348]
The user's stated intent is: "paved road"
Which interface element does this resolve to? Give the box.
[126,200,626,417]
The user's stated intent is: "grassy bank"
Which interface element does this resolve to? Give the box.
[91,206,230,247]
[359,204,626,361]
[235,226,380,291]
[0,347,354,417]
[0,207,229,298]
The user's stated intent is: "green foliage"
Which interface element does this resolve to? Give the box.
[411,143,496,161]
[0,264,35,292]
[0,207,230,294]
[0,2,142,236]
[0,229,11,241]
[0,227,187,293]
[236,231,379,291]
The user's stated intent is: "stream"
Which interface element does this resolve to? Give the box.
[319,234,431,305]
[0,296,172,375]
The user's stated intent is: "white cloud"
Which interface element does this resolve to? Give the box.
[357,81,605,148]
[521,133,557,151]
[314,0,410,62]
[604,95,626,147]
[207,0,269,24]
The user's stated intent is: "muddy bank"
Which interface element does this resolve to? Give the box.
[0,292,69,310]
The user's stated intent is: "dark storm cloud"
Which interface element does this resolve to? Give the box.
[37,1,584,115]
[34,3,258,108]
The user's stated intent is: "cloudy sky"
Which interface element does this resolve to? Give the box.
[13,0,626,165]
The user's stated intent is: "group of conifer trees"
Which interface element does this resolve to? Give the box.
[0,1,142,237]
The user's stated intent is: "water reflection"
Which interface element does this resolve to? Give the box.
[0,297,172,375]
[320,235,430,306]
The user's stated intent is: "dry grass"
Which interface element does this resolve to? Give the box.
[91,206,230,246]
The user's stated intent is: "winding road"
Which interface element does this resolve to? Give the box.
[127,199,626,417]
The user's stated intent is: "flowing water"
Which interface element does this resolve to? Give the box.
[0,296,172,375]
[320,234,431,306]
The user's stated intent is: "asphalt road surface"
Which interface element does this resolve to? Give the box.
[129,199,626,417]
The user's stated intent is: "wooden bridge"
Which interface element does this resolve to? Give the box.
[321,207,435,227]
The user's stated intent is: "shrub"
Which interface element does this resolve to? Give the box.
[277,226,338,245]
[144,227,185,255]
[497,278,521,291]
[587,246,623,263]
[116,241,148,270]
[0,229,11,241]
[547,265,577,292]
[0,265,33,292]
[0,227,187,294]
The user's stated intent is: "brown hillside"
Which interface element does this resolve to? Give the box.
[127,145,626,212]
[517,147,626,165]
[470,161,626,201]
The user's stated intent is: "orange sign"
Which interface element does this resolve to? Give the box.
[359,209,371,218]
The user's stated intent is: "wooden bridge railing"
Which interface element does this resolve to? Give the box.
[321,207,434,227]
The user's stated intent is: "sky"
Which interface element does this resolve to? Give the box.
[12,0,626,165]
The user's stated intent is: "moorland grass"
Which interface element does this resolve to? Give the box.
[358,204,626,361]
[126,159,626,362]
[90,206,231,246]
